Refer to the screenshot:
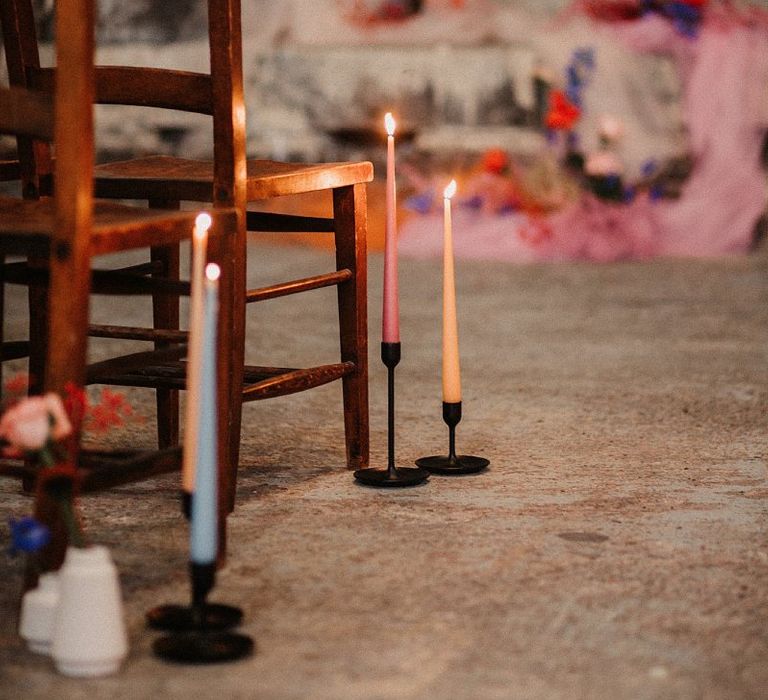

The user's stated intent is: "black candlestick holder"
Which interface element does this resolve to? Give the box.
[354,342,430,487]
[154,491,238,632]
[149,562,254,663]
[415,401,489,475]
[181,490,192,519]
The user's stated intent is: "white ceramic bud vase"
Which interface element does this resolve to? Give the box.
[19,572,60,654]
[51,546,128,677]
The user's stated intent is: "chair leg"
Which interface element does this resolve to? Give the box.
[149,199,181,449]
[333,184,369,469]
[222,213,246,516]
[0,252,4,400]
[38,235,91,577]
[25,469,70,590]
[27,254,48,396]
[23,255,48,494]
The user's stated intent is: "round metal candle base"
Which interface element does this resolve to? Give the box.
[415,455,489,475]
[354,466,430,487]
[147,603,243,632]
[153,631,254,664]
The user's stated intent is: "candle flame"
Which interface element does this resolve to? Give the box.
[384,112,396,136]
[444,179,457,200]
[205,262,221,282]
[194,212,212,239]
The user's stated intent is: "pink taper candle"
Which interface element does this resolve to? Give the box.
[382,112,399,343]
[183,212,211,494]
[442,180,461,403]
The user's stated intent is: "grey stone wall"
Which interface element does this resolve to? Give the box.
[6,1,766,173]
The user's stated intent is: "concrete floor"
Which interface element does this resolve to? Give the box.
[1,242,766,699]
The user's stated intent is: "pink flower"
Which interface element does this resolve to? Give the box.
[0,393,72,454]
[585,149,624,176]
[598,114,625,142]
[0,397,51,452]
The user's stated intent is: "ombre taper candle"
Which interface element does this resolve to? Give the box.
[353,112,429,488]
[442,180,461,404]
[148,262,253,654]
[382,112,399,344]
[415,180,489,475]
[189,262,220,566]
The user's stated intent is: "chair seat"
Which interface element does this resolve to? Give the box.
[94,155,374,202]
[0,195,214,255]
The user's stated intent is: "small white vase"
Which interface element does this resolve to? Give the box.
[19,572,60,654]
[51,545,128,677]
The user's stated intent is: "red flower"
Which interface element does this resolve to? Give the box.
[545,90,581,130]
[63,382,87,434]
[579,0,643,21]
[3,373,30,397]
[85,388,136,434]
[481,148,509,175]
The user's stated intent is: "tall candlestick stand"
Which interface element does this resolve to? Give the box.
[146,541,242,633]
[416,401,489,474]
[181,491,192,518]
[149,562,254,663]
[354,342,430,487]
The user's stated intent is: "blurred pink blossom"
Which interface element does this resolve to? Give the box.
[0,394,72,455]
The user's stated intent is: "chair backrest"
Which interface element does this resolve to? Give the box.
[0,0,94,243]
[0,0,95,398]
[0,84,53,141]
[2,0,246,399]
[0,0,246,212]
[0,0,53,196]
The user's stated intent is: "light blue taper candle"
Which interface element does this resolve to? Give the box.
[190,262,220,565]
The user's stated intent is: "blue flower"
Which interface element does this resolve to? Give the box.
[8,516,50,555]
[641,159,658,178]
[645,2,702,39]
[573,48,595,69]
[640,0,655,16]
[462,195,484,211]
[565,47,595,108]
[567,65,582,89]
[403,191,435,215]
[565,85,582,108]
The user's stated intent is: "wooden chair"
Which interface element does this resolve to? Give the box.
[1,0,373,504]
[0,0,238,573]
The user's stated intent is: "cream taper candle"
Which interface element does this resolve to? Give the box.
[182,212,211,495]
